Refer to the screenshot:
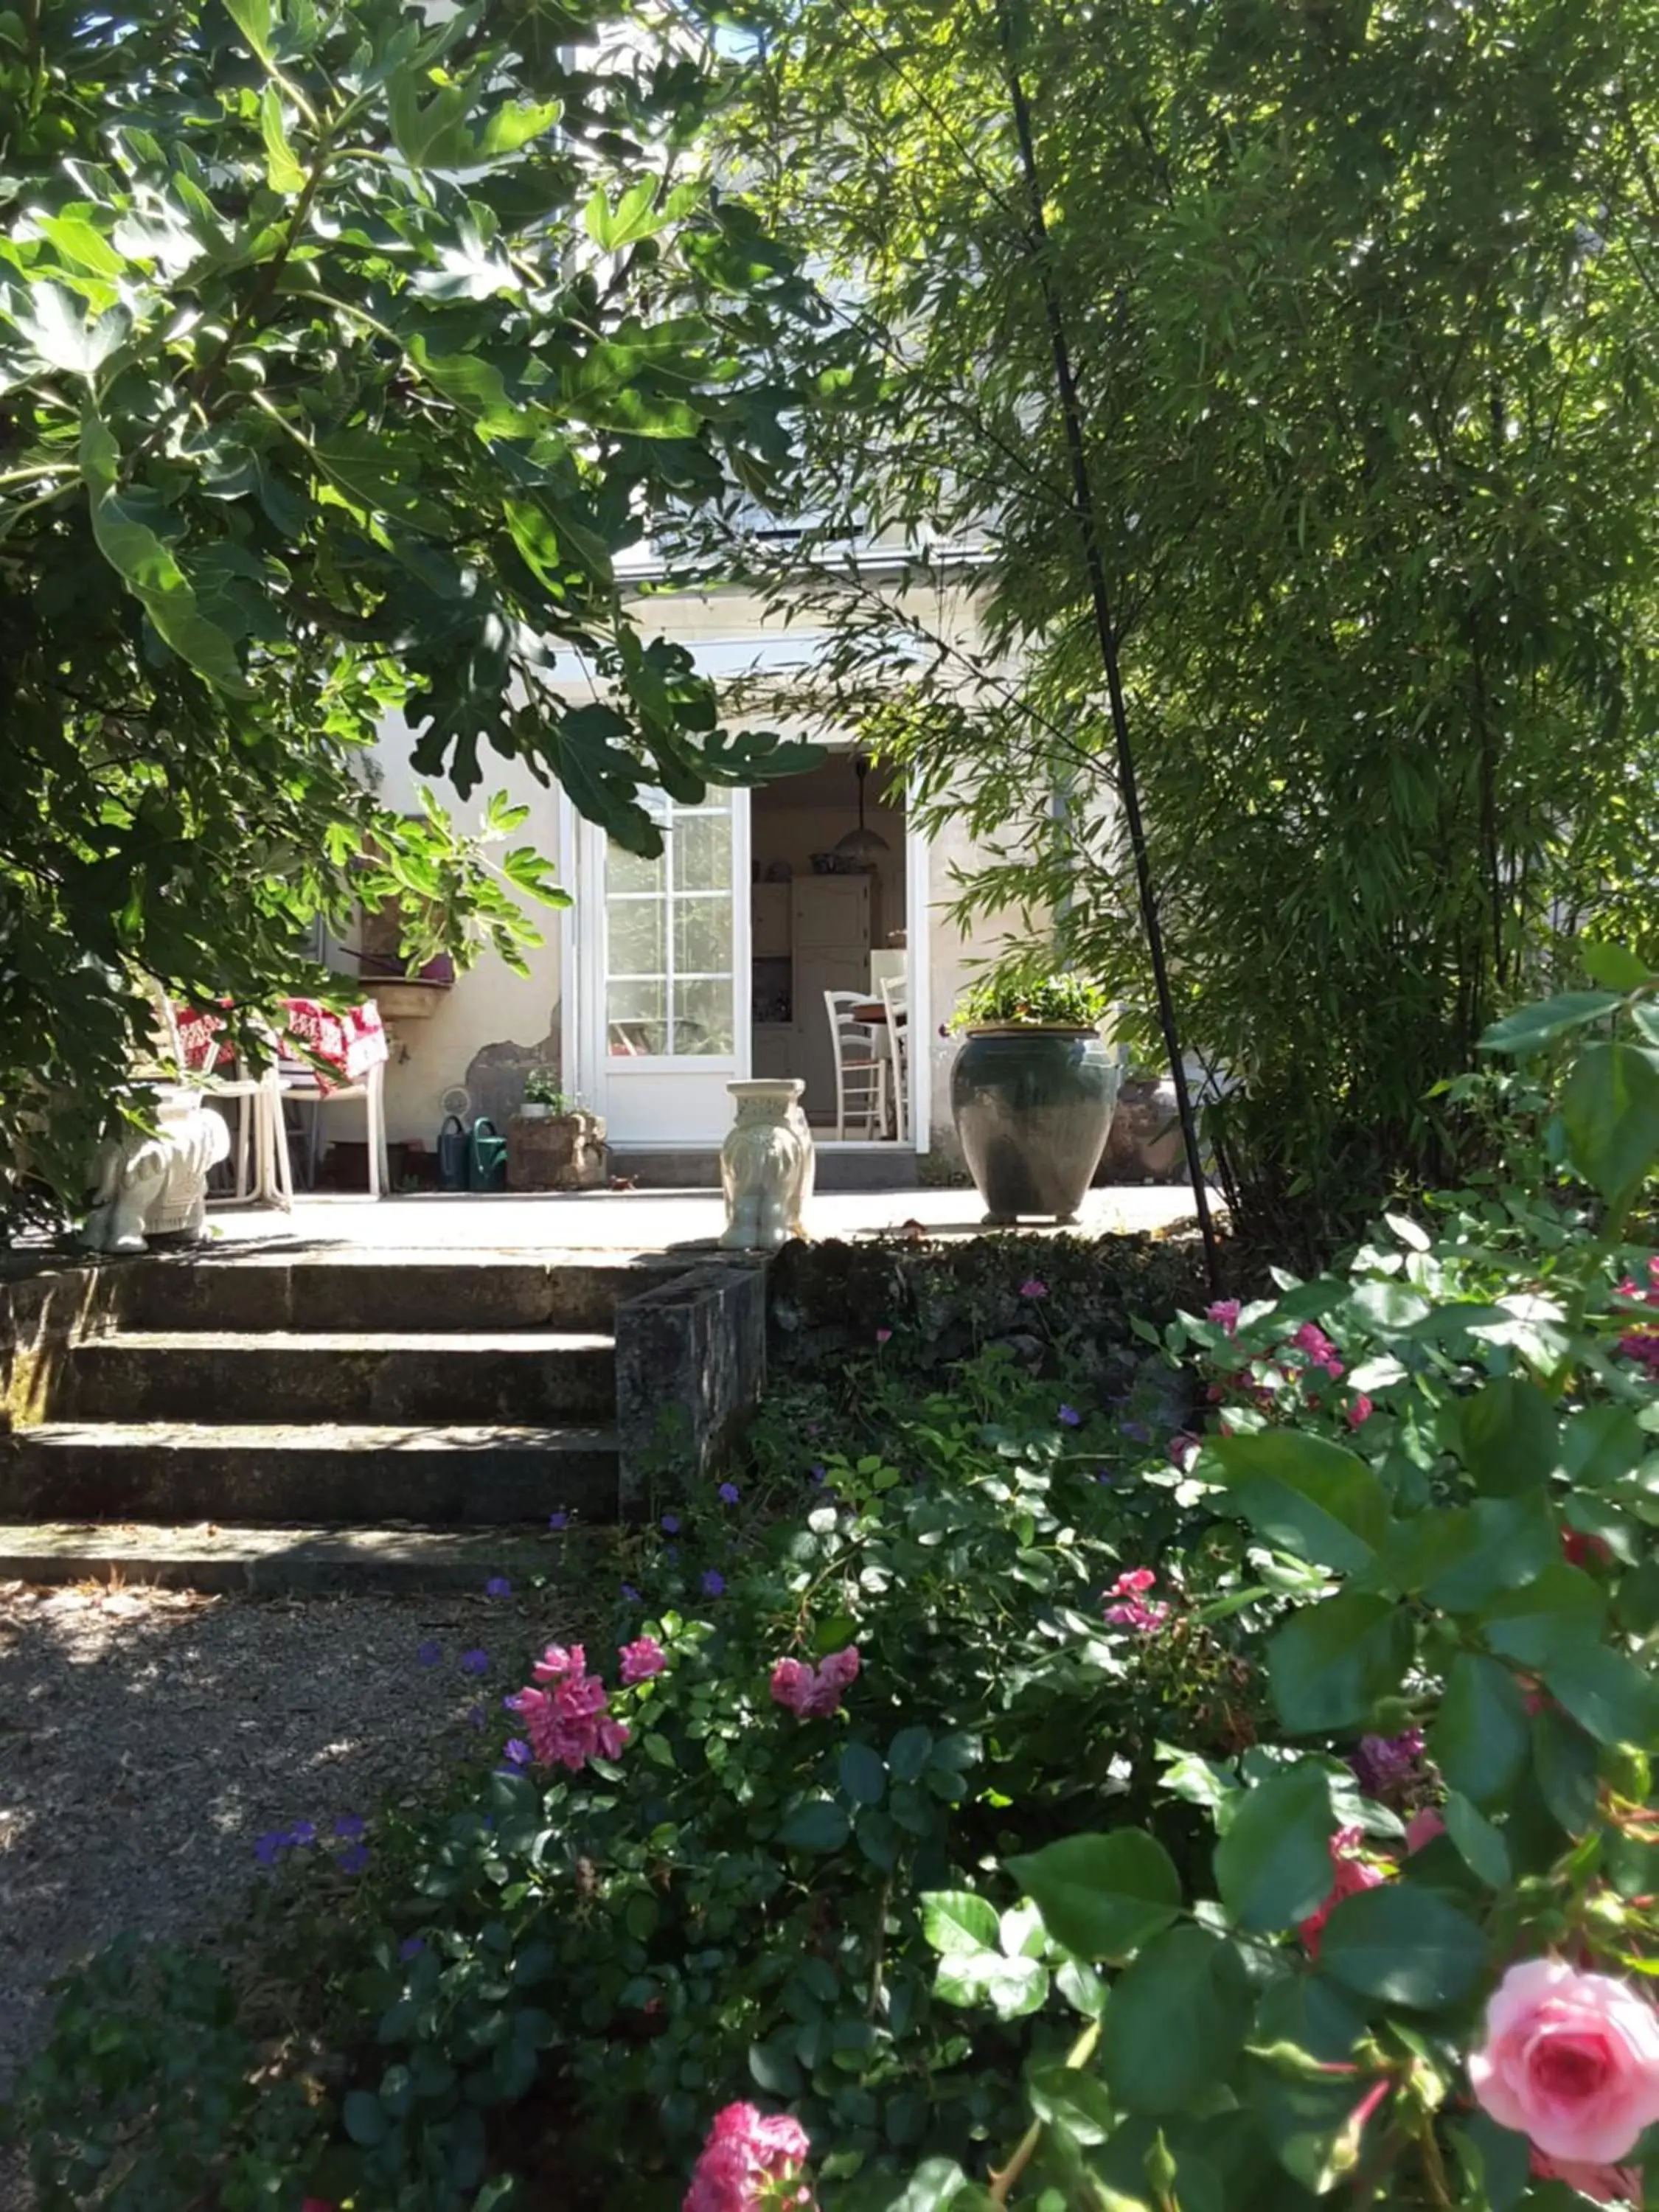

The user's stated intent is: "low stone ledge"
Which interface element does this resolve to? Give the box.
[613,1261,768,1510]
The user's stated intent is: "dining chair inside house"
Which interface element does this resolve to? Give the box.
[823,990,888,1141]
[879,972,910,1144]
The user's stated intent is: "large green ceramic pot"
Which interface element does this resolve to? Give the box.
[950,1026,1122,1224]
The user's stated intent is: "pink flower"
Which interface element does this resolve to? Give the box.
[874,1327,892,1344]
[1298,1828,1391,1958]
[506,1642,630,1773]
[1206,1298,1240,1335]
[619,1635,667,1685]
[771,1646,860,1720]
[684,2101,812,2212]
[1470,1961,1659,2165]
[1346,1394,1374,1427]
[1103,1567,1169,1632]
[1405,1806,1447,1854]
[1019,1277,1048,1299]
[1531,2149,1644,2202]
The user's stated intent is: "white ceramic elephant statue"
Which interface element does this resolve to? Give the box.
[719,1080,813,1253]
[81,1087,231,1253]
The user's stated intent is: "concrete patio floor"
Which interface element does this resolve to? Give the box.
[198,1181,1213,1254]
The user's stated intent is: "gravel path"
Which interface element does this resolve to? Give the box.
[0,1577,585,2208]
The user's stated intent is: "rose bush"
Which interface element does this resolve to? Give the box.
[10,955,1659,2211]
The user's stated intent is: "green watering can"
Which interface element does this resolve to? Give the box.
[467,1116,507,1194]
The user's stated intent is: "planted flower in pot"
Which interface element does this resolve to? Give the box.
[949,971,1121,1224]
[509,1071,605,1191]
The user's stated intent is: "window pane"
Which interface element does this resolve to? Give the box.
[609,841,664,897]
[674,810,731,894]
[608,978,667,1056]
[609,898,665,975]
[673,894,731,976]
[675,975,734,1055]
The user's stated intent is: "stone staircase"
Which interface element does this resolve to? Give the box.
[0,1248,747,1591]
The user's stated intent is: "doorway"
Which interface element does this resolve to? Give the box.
[748,756,909,1143]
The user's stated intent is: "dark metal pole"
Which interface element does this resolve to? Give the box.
[997,0,1222,1295]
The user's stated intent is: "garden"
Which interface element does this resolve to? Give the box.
[10,960,1659,2211]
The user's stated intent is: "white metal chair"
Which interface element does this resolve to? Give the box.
[823,990,888,1140]
[880,973,910,1143]
[149,990,289,1208]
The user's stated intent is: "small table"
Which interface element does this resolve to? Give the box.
[852,1001,887,1026]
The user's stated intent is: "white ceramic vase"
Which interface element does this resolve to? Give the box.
[719,1079,814,1252]
[80,1085,230,1253]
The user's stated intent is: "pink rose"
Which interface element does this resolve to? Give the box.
[1405,1806,1446,1854]
[1470,1961,1659,2165]
[770,1646,860,1720]
[1298,1828,1391,1958]
[619,1635,667,1686]
[1531,2149,1643,2203]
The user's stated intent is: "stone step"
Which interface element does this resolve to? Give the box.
[0,1520,568,1595]
[57,1331,616,1426]
[2,1422,617,1526]
[100,1251,692,1336]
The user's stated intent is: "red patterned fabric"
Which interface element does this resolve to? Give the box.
[174,998,388,1098]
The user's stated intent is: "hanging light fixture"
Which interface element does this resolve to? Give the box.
[833,753,891,859]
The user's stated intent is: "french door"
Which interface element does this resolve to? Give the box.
[574,787,751,1145]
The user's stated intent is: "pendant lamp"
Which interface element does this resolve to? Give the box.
[832,754,890,858]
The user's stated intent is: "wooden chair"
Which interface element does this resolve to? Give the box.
[880,972,910,1143]
[823,990,888,1140]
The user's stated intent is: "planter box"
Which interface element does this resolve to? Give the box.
[507,1111,606,1192]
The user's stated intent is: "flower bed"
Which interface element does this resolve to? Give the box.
[12,968,1659,2211]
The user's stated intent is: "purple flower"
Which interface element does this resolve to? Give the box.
[1350,1728,1426,1798]
[399,1936,425,1961]
[289,1820,317,1846]
[701,1570,726,1598]
[661,1514,681,1534]
[1020,1278,1048,1300]
[504,1739,531,1767]
[465,1703,486,1730]
[1058,1405,1082,1428]
[486,1576,512,1598]
[718,1482,740,1506]
[547,1512,568,1531]
[809,1464,827,1484]
[621,1583,641,1603]
[338,1843,370,1875]
[460,1648,489,1676]
[254,1831,288,1866]
[417,1639,442,1666]
[875,1327,893,1345]
[665,1545,680,1566]
[333,1814,366,1841]
[1118,1418,1152,1444]
[1095,1470,1113,1484]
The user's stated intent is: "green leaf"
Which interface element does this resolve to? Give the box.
[1318,1885,1487,2009]
[260,85,305,191]
[1561,1043,1659,1211]
[1444,1377,1559,1498]
[1430,1655,1531,1809]
[1416,1490,1560,1614]
[920,1891,1000,1957]
[1100,1925,1253,2114]
[748,2037,802,2096]
[1531,1707,1600,1835]
[778,1800,851,1853]
[223,0,276,67]
[1267,1593,1412,1733]
[37,212,125,279]
[342,2087,387,2146]
[1443,1790,1512,1889]
[877,2159,972,2212]
[80,412,251,695]
[14,281,128,377]
[1208,1431,1388,1573]
[1562,1404,1646,1489]
[479,97,562,156]
[1480,992,1622,1056]
[1004,1830,1182,1962]
[933,1950,1048,2019]
[1541,1645,1659,1750]
[1026,2064,1121,2145]
[1580,942,1652,992]
[1484,1565,1607,1666]
[839,1742,886,1806]
[1213,1761,1335,1932]
[888,1725,932,1782]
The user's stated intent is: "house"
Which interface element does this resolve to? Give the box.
[360,546,1021,1182]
